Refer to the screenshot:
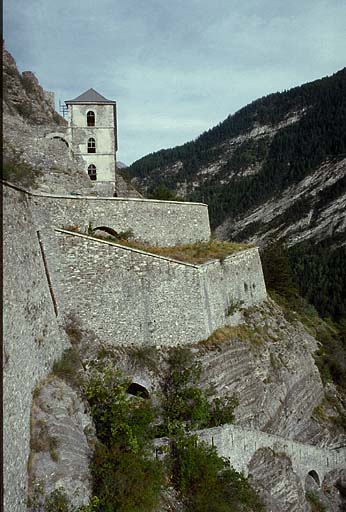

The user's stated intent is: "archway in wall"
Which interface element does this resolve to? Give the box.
[306,470,321,487]
[127,382,150,399]
[45,132,69,147]
[93,226,120,238]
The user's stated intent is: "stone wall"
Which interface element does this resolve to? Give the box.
[198,424,346,483]
[3,186,68,512]
[49,230,267,346]
[31,192,211,246]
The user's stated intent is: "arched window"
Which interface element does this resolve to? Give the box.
[87,111,95,126]
[87,138,96,153]
[88,164,97,181]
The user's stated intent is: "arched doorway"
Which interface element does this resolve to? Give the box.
[127,382,150,399]
[306,470,321,487]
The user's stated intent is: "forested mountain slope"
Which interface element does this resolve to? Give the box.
[128,69,346,320]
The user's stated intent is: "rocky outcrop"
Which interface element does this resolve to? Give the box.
[216,157,346,248]
[248,448,309,512]
[29,376,95,509]
[196,300,345,447]
[2,44,66,126]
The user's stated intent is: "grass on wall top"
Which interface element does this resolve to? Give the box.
[115,238,252,264]
[63,225,252,264]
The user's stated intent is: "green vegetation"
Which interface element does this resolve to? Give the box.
[199,324,263,348]
[70,348,260,512]
[52,347,83,387]
[83,364,164,511]
[260,242,346,393]
[29,482,100,511]
[305,491,327,512]
[92,232,251,264]
[149,184,184,201]
[289,239,346,321]
[171,434,264,512]
[160,347,238,434]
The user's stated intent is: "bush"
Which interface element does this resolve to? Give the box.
[91,443,164,512]
[161,347,239,433]
[52,348,83,386]
[84,365,164,511]
[171,434,264,512]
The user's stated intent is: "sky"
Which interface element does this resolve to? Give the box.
[4,0,346,165]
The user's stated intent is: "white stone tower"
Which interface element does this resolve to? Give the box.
[65,88,117,187]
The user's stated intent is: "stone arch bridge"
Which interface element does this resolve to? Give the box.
[198,424,346,486]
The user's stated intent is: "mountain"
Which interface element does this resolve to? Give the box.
[127,70,346,321]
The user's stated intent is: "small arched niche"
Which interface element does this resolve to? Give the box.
[127,382,150,399]
[307,470,321,487]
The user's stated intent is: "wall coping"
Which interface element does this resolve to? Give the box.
[1,180,208,207]
[54,228,259,269]
[197,424,346,455]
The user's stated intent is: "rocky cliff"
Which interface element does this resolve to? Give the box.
[3,44,66,125]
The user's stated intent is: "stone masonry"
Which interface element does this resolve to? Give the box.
[198,424,346,485]
[49,230,266,346]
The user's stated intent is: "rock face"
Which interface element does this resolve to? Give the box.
[216,157,346,248]
[3,112,97,195]
[195,301,345,447]
[29,377,94,508]
[2,44,66,126]
[248,448,309,512]
[249,450,346,512]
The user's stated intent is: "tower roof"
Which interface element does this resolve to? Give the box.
[65,88,116,105]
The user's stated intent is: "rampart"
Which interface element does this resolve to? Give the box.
[198,424,346,484]
[3,185,68,512]
[48,229,267,346]
[30,190,211,246]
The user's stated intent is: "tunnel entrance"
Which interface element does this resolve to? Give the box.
[307,470,320,487]
[127,383,150,399]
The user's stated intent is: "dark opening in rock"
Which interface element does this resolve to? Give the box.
[127,383,150,399]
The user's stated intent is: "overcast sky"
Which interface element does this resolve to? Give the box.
[4,0,346,164]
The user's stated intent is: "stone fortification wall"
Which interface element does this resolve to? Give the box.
[31,192,211,246]
[49,230,266,346]
[3,186,68,512]
[198,424,346,483]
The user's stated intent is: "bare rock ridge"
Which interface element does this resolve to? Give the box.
[3,44,66,125]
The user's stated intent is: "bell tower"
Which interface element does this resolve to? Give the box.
[65,88,117,188]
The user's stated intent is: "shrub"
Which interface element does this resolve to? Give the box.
[52,347,83,386]
[84,366,152,450]
[91,443,164,512]
[306,491,327,512]
[161,347,239,433]
[171,434,264,512]
[84,365,164,511]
